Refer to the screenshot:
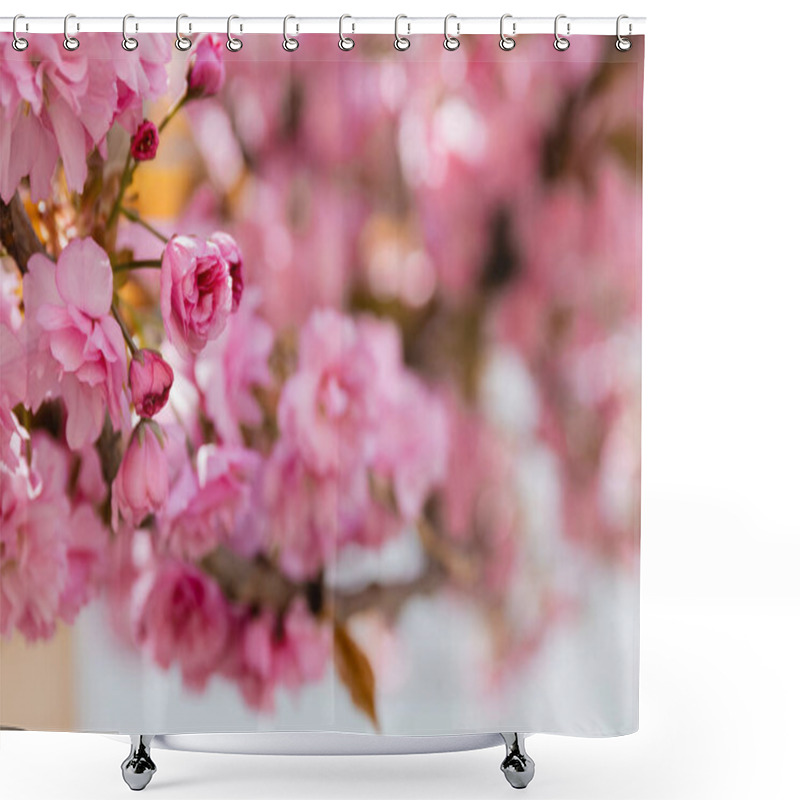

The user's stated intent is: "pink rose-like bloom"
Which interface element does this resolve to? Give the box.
[0,33,171,203]
[160,235,233,357]
[187,36,226,98]
[129,348,174,417]
[112,422,169,529]
[132,558,230,691]
[130,119,159,161]
[209,231,244,311]
[0,460,70,642]
[160,444,257,560]
[278,308,378,476]
[22,238,130,450]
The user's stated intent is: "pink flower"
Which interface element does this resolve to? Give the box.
[0,33,171,203]
[22,238,130,449]
[159,444,257,559]
[130,119,159,161]
[0,459,70,642]
[357,317,449,521]
[209,231,244,311]
[193,293,272,445]
[187,36,226,98]
[278,308,378,476]
[0,321,28,471]
[129,348,174,418]
[132,558,230,691]
[225,598,331,711]
[112,422,169,529]
[160,235,233,357]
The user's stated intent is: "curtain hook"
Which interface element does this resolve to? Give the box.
[227,15,243,51]
[12,15,29,51]
[616,14,632,51]
[339,14,355,51]
[175,14,192,51]
[553,14,570,51]
[443,14,460,51]
[283,15,299,51]
[64,13,79,51]
[394,14,410,51]
[122,14,139,51]
[499,14,516,51]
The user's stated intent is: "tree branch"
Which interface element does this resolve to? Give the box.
[0,192,46,273]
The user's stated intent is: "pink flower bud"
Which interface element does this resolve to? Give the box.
[129,349,174,417]
[160,235,233,357]
[130,120,159,161]
[187,36,226,98]
[111,422,169,529]
[209,231,244,311]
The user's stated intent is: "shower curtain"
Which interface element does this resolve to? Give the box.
[0,30,643,738]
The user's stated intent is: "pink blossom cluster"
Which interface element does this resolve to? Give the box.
[0,33,171,202]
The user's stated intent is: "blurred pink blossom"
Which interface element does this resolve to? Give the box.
[187,36,226,98]
[22,239,130,449]
[129,348,174,418]
[132,557,230,691]
[160,235,233,357]
[160,444,258,560]
[112,422,169,529]
[0,33,171,202]
[278,308,377,476]
[193,292,273,445]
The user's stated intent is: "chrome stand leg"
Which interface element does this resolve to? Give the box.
[121,735,157,791]
[500,732,535,789]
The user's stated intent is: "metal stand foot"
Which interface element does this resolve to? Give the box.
[500,732,535,789]
[121,735,156,791]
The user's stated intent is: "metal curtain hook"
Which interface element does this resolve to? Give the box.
[227,15,243,51]
[394,14,410,51]
[616,14,632,51]
[444,14,460,51]
[499,14,516,51]
[553,14,570,51]
[64,13,79,51]
[12,15,29,51]
[122,14,138,51]
[339,14,355,51]
[175,14,192,51]
[283,15,299,51]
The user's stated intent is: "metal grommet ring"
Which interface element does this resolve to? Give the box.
[122,14,138,51]
[283,15,299,51]
[339,14,355,51]
[443,13,460,51]
[12,15,29,51]
[227,15,243,51]
[394,14,410,51]
[499,13,516,51]
[63,13,79,51]
[616,14,632,51]
[175,14,192,51]
[553,14,570,51]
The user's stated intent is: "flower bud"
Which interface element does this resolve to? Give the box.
[130,120,159,161]
[129,349,174,417]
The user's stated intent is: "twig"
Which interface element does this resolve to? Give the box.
[113,259,162,272]
[0,192,47,273]
[120,207,170,244]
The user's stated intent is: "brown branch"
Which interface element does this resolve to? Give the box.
[0,192,46,273]
[200,544,447,622]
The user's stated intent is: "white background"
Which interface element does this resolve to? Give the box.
[2,1,799,798]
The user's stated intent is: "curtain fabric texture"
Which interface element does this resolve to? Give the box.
[0,32,644,737]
